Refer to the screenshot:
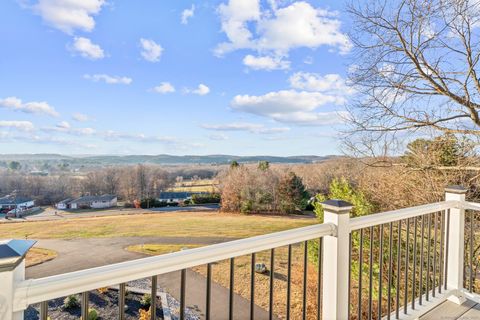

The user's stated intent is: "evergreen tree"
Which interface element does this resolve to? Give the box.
[258,161,270,171]
[277,172,309,214]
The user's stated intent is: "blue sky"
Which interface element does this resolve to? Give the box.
[0,0,353,156]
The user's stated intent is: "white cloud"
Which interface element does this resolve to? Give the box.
[0,96,59,117]
[243,54,290,71]
[28,135,98,148]
[181,5,195,24]
[215,1,351,65]
[186,84,210,95]
[84,74,132,84]
[0,121,35,132]
[102,130,201,150]
[153,82,175,94]
[216,0,261,55]
[56,121,71,129]
[209,133,229,140]
[42,122,96,136]
[70,37,105,60]
[31,0,107,34]
[289,72,354,94]
[229,71,355,125]
[231,90,347,126]
[140,38,163,62]
[202,122,290,134]
[75,127,96,135]
[72,113,91,122]
[184,84,211,95]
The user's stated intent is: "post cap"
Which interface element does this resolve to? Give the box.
[321,199,354,213]
[0,239,36,272]
[445,185,468,194]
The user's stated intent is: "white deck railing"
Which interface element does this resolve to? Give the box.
[0,185,477,320]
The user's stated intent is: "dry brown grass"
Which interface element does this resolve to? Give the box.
[25,247,57,267]
[128,242,321,319]
[126,244,202,255]
[0,211,315,239]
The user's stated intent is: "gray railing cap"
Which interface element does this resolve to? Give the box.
[445,185,468,194]
[0,239,36,272]
[321,199,354,213]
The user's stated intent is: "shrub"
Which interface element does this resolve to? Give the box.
[139,198,171,208]
[138,308,151,320]
[87,308,98,320]
[124,202,134,208]
[192,193,220,204]
[63,295,80,310]
[312,177,373,222]
[140,293,151,308]
[309,178,374,265]
[97,287,108,294]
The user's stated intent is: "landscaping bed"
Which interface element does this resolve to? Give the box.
[25,288,163,320]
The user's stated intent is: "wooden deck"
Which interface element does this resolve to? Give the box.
[420,299,480,320]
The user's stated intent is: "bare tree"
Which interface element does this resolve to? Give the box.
[346,0,480,156]
[103,168,120,195]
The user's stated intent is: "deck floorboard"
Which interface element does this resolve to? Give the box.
[419,299,477,320]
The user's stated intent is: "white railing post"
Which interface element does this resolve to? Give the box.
[445,185,467,305]
[321,199,353,320]
[0,239,36,320]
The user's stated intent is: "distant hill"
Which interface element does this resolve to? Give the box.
[0,154,338,167]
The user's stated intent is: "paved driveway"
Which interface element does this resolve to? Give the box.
[27,237,276,320]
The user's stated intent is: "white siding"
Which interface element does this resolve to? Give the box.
[90,197,117,209]
[56,203,67,210]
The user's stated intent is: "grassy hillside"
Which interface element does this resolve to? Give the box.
[0,211,316,239]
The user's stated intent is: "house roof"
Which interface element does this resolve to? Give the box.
[69,194,117,204]
[159,192,192,199]
[57,198,73,205]
[0,196,34,205]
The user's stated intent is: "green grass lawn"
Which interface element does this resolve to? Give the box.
[0,211,316,240]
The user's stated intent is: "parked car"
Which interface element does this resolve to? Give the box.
[6,208,21,218]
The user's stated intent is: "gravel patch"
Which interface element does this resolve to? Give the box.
[128,277,200,320]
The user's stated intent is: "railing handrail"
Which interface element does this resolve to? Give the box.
[463,201,480,211]
[12,222,335,312]
[349,200,459,231]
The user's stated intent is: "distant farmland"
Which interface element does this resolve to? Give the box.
[169,179,219,193]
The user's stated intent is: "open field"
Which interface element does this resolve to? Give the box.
[169,179,219,193]
[0,211,316,239]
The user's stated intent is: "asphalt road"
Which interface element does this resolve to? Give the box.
[27,236,276,320]
[0,204,219,223]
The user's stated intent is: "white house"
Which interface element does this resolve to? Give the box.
[55,198,73,210]
[67,195,117,210]
[0,196,34,212]
[158,192,192,203]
